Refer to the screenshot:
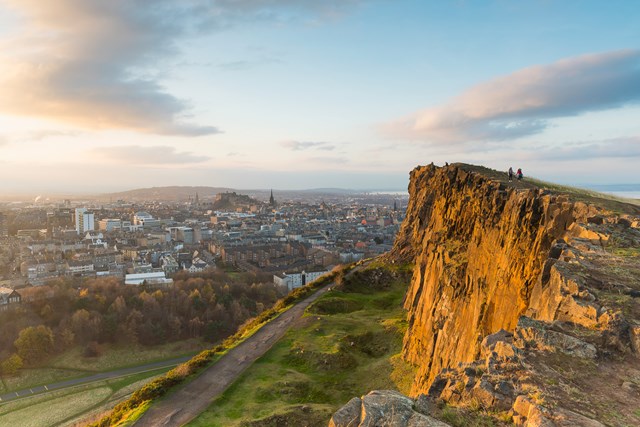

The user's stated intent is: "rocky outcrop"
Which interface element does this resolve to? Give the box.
[393,164,595,393]
[328,390,450,427]
[378,163,640,426]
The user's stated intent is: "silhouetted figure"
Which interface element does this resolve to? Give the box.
[508,167,514,182]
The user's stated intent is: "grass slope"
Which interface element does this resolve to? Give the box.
[457,163,640,214]
[187,263,415,427]
[0,369,167,427]
[0,339,206,393]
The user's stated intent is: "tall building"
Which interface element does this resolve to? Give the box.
[75,208,95,234]
[269,189,275,207]
[0,213,8,237]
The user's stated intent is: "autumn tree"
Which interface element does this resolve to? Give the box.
[14,325,55,365]
[0,353,23,376]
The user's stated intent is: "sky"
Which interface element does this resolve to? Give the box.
[0,0,639,195]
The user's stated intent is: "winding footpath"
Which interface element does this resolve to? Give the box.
[134,282,334,427]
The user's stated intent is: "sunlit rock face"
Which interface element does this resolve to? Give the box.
[391,163,599,395]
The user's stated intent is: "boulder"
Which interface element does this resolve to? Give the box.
[553,407,605,427]
[512,395,556,427]
[629,324,640,356]
[328,397,361,427]
[329,390,451,427]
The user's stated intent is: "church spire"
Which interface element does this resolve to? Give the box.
[269,189,275,206]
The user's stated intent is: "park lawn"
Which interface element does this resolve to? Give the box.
[2,338,207,392]
[0,368,168,427]
[187,264,415,427]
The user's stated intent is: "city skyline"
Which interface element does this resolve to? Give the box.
[1,0,639,194]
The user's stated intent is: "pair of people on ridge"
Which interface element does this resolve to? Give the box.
[508,167,523,182]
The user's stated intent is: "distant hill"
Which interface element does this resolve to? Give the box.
[98,186,236,202]
[95,186,391,203]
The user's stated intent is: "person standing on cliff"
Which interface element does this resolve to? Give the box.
[508,167,514,182]
[517,168,523,181]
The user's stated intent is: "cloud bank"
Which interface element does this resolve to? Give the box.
[91,145,210,165]
[534,137,640,161]
[384,50,640,143]
[0,0,359,136]
[280,140,336,151]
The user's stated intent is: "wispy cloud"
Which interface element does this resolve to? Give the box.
[533,137,640,161]
[0,0,360,136]
[19,130,82,141]
[91,145,210,165]
[383,50,640,143]
[306,156,348,164]
[280,140,336,151]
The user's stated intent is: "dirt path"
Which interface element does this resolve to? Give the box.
[134,282,333,427]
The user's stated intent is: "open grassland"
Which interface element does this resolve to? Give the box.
[0,338,206,393]
[0,369,167,427]
[458,163,640,214]
[187,263,415,427]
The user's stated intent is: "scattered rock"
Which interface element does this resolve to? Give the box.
[328,397,361,427]
[629,325,640,356]
[552,407,605,427]
[512,395,555,427]
[515,317,597,359]
[329,391,451,427]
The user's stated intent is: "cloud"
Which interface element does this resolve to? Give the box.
[19,130,82,141]
[306,156,348,164]
[91,145,210,165]
[280,140,336,151]
[383,50,640,143]
[533,137,640,161]
[0,0,359,136]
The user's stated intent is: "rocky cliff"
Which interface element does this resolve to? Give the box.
[360,163,640,426]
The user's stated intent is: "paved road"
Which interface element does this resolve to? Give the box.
[134,282,334,427]
[0,356,192,404]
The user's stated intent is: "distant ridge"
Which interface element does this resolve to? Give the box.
[98,186,236,202]
[95,186,407,202]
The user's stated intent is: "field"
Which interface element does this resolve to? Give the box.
[0,338,206,393]
[0,368,168,426]
[187,264,416,427]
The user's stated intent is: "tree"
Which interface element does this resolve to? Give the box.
[14,325,55,365]
[1,353,23,376]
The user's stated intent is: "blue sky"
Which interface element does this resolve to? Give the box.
[0,0,639,194]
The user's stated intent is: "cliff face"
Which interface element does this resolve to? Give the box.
[331,163,640,426]
[391,163,621,395]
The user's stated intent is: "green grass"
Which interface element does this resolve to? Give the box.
[187,264,412,427]
[0,368,168,427]
[1,338,206,393]
[457,163,640,214]
[89,267,351,427]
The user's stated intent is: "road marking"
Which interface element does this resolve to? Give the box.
[30,388,33,394]
[44,385,48,390]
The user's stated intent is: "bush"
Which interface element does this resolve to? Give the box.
[1,353,23,376]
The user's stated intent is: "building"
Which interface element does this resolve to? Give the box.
[132,212,161,228]
[0,213,8,237]
[125,271,173,286]
[0,287,22,311]
[66,259,95,276]
[75,208,95,234]
[273,270,329,291]
[99,218,123,232]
